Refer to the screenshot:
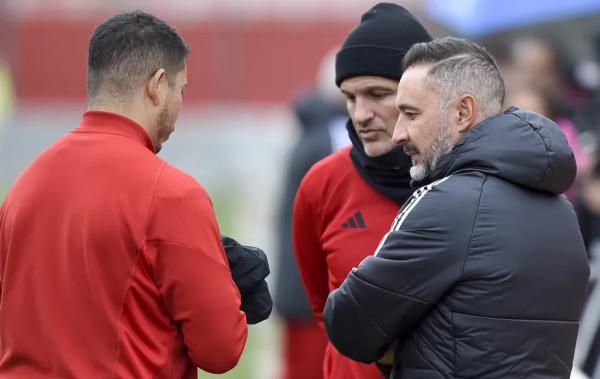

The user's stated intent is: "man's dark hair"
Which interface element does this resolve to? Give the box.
[87,10,189,102]
[402,37,505,116]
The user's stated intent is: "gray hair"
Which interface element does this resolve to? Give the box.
[402,37,505,117]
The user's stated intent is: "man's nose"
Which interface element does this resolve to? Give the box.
[352,98,374,126]
[392,117,409,145]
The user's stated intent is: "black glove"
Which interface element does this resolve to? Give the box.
[221,236,273,324]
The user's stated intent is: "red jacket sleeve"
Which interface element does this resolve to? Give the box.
[145,166,247,373]
[292,178,330,326]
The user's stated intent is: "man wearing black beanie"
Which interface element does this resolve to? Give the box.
[292,3,432,379]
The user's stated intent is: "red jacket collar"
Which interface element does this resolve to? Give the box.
[75,110,156,153]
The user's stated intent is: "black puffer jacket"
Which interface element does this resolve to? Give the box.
[323,108,590,378]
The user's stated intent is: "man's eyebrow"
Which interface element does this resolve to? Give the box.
[364,86,395,93]
[342,86,396,96]
[396,103,420,111]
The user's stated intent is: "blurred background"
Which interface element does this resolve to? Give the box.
[1,1,600,378]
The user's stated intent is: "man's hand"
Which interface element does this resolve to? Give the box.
[221,236,273,324]
[375,340,397,378]
[378,341,396,366]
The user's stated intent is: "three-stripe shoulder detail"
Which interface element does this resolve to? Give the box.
[374,176,450,257]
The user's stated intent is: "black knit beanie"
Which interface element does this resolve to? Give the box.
[335,3,433,86]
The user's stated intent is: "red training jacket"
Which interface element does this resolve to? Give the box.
[292,146,401,379]
[0,111,247,378]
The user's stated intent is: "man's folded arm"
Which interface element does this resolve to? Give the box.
[323,187,476,363]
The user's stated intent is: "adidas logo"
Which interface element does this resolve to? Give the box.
[342,211,366,229]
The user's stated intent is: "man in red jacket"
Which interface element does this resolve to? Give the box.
[0,11,249,378]
[292,3,432,379]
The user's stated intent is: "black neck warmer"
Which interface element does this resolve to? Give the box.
[347,120,415,205]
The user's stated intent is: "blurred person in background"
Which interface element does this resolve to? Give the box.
[575,156,600,263]
[506,80,590,198]
[573,155,600,379]
[324,36,589,378]
[274,48,347,379]
[0,11,270,378]
[510,36,590,114]
[292,3,432,379]
[573,32,600,153]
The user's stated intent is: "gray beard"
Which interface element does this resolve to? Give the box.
[409,116,455,182]
[409,164,429,182]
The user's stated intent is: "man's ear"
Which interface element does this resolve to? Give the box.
[146,68,167,106]
[456,94,476,133]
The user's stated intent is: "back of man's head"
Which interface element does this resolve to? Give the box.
[402,37,505,118]
[87,11,189,105]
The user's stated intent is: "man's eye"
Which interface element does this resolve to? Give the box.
[405,112,417,120]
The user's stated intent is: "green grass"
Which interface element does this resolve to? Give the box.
[208,187,238,236]
[0,182,9,202]
[197,188,261,379]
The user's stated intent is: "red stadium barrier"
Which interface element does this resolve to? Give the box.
[11,16,353,105]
